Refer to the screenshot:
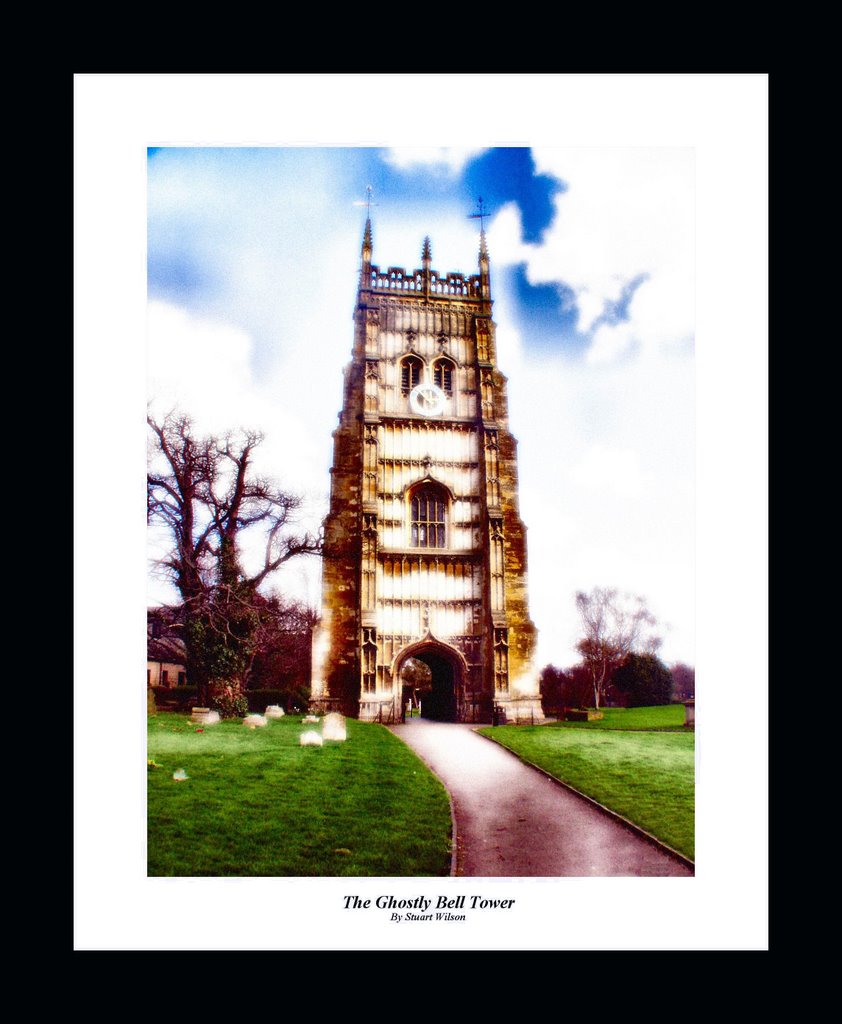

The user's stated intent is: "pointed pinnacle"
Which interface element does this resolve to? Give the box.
[479,228,489,261]
[363,217,372,252]
[422,236,432,262]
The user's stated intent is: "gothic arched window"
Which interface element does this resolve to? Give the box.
[410,486,447,549]
[433,358,455,397]
[401,356,423,396]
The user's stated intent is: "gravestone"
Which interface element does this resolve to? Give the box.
[300,730,323,746]
[265,705,285,719]
[302,714,320,723]
[684,699,695,727]
[323,712,347,741]
[191,707,221,725]
[243,714,268,729]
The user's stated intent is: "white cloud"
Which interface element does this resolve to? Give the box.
[383,146,487,173]
[587,321,637,364]
[147,301,254,430]
[569,444,645,497]
[486,201,531,268]
[506,147,694,360]
[510,346,695,669]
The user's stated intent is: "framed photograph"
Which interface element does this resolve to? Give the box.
[75,74,768,951]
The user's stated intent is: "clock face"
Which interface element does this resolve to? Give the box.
[409,383,446,417]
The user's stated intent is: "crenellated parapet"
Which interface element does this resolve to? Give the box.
[365,265,484,299]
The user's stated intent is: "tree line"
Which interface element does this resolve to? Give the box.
[541,587,695,713]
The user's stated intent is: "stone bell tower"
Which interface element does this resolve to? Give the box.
[310,214,543,724]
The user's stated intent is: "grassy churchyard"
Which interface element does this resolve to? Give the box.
[148,704,694,875]
[478,705,695,860]
[147,714,452,877]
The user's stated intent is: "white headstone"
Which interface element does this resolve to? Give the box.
[300,730,323,746]
[265,705,285,719]
[323,712,347,741]
[191,709,221,725]
[243,714,268,729]
[302,714,320,723]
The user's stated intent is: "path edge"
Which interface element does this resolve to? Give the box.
[387,726,459,878]
[476,730,696,874]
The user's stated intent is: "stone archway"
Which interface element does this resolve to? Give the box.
[393,638,467,723]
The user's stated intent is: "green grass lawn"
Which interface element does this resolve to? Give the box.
[549,704,690,731]
[148,714,452,877]
[478,706,694,860]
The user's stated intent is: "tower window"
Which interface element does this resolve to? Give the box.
[411,486,446,548]
[401,356,423,396]
[433,358,454,396]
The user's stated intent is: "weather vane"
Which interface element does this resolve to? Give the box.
[468,196,490,232]
[353,185,377,216]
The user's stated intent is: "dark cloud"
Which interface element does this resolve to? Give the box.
[463,149,564,243]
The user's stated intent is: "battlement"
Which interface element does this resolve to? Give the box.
[367,264,483,299]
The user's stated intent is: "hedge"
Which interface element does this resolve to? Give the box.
[149,686,304,715]
[150,686,197,710]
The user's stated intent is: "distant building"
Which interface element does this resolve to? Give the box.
[147,607,187,688]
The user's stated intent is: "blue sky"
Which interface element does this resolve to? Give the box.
[147,144,696,668]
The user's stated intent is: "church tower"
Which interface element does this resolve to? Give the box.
[311,213,544,724]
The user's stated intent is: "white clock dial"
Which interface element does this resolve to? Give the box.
[409,383,446,417]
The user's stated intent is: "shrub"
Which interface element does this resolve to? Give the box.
[539,664,593,715]
[613,653,673,707]
[209,681,249,719]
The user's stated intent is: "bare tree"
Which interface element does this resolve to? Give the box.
[575,587,661,709]
[147,411,321,711]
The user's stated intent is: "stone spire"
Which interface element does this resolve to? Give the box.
[359,185,375,270]
[362,217,373,267]
[479,227,489,262]
[360,216,373,294]
[478,229,490,302]
[422,236,432,270]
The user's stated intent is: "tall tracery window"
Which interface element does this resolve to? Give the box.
[401,356,423,396]
[411,486,447,548]
[433,358,454,396]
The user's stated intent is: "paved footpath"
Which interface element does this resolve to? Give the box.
[389,720,693,877]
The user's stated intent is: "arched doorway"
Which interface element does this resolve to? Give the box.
[394,639,466,723]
